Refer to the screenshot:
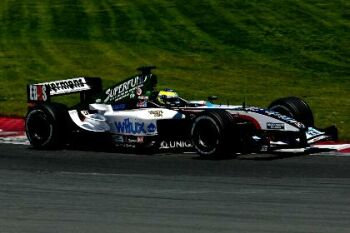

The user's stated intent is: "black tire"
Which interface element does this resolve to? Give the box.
[25,103,69,149]
[268,97,314,127]
[191,110,234,157]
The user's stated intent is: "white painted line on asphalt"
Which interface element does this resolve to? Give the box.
[274,148,306,153]
[0,136,29,145]
[0,131,23,137]
[316,152,350,157]
[312,144,350,151]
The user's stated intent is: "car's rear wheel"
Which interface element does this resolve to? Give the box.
[268,96,314,127]
[25,103,69,149]
[191,110,234,158]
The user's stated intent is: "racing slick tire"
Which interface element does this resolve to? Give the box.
[268,96,314,127]
[191,110,235,158]
[25,103,70,149]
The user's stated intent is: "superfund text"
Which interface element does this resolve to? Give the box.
[104,76,147,102]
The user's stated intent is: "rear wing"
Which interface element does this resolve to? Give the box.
[27,77,102,103]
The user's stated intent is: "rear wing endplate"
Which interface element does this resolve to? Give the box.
[27,77,102,103]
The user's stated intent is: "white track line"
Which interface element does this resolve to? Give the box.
[312,144,350,151]
[0,135,29,145]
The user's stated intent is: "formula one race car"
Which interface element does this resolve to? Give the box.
[25,66,338,157]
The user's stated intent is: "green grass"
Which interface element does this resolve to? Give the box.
[0,0,349,139]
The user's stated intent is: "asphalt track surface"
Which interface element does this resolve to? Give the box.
[1,144,350,233]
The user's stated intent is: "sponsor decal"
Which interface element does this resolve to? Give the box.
[28,85,48,101]
[136,87,142,96]
[261,145,269,152]
[112,103,126,111]
[160,140,193,149]
[123,136,144,144]
[104,76,148,102]
[81,110,89,116]
[249,108,305,129]
[149,110,163,118]
[266,122,285,130]
[137,136,144,143]
[112,135,124,143]
[126,138,138,143]
[137,100,147,108]
[306,127,324,139]
[115,118,146,134]
[39,78,89,96]
[147,123,157,133]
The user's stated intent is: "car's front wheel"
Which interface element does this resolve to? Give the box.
[191,110,234,158]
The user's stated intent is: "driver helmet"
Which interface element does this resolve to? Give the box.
[157,88,180,106]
